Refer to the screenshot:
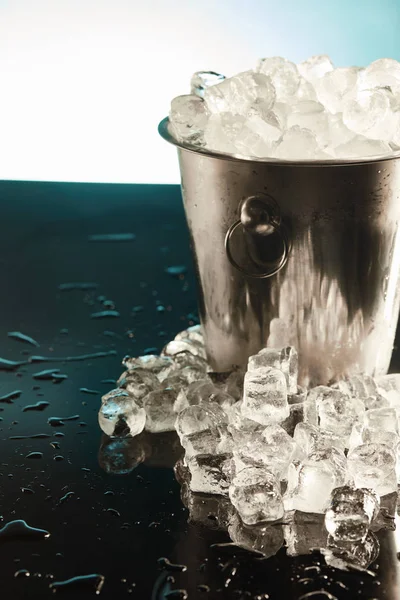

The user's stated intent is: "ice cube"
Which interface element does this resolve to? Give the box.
[313,386,364,437]
[358,58,400,96]
[185,378,219,406]
[283,512,327,556]
[272,126,326,160]
[343,88,398,141]
[374,373,400,408]
[308,447,347,488]
[203,112,246,154]
[325,486,380,542]
[229,466,284,524]
[233,424,298,479]
[122,354,175,382]
[323,530,380,570]
[323,113,356,150]
[283,458,337,514]
[190,71,226,98]
[266,317,291,349]
[248,346,298,394]
[174,324,204,346]
[187,453,232,495]
[227,402,264,443]
[315,67,360,114]
[209,369,244,402]
[169,94,209,143]
[162,338,206,359]
[117,368,160,405]
[280,402,304,437]
[176,403,227,439]
[296,76,318,102]
[334,374,378,399]
[293,423,346,456]
[364,407,399,434]
[256,56,300,100]
[183,486,233,530]
[172,352,209,373]
[228,511,284,558]
[234,118,278,158]
[288,385,307,405]
[204,71,276,115]
[208,390,236,410]
[143,388,178,433]
[302,392,318,426]
[298,55,334,84]
[334,135,391,159]
[286,101,330,145]
[347,443,397,496]
[98,388,146,437]
[348,422,364,452]
[242,366,289,425]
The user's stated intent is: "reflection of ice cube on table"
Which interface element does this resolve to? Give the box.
[283,511,327,556]
[187,453,232,496]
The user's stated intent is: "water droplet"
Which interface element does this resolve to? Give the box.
[33,369,61,380]
[165,591,188,600]
[25,452,43,460]
[14,569,30,578]
[48,415,80,427]
[106,508,120,517]
[21,488,35,494]
[80,388,100,395]
[157,558,187,572]
[197,584,210,593]
[165,265,187,277]
[58,282,98,291]
[0,390,22,403]
[132,305,144,313]
[0,358,27,372]
[22,401,50,412]
[10,434,51,440]
[101,379,116,385]
[88,233,135,242]
[49,574,105,594]
[30,350,116,364]
[90,311,120,319]
[0,520,50,541]
[54,455,64,462]
[8,332,40,347]
[57,491,75,505]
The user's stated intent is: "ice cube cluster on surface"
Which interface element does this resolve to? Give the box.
[168,56,400,161]
[98,325,400,568]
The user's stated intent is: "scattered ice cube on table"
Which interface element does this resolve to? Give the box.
[256,56,300,100]
[117,369,160,405]
[122,354,175,382]
[323,530,380,570]
[315,67,360,114]
[308,447,348,487]
[229,466,284,524]
[333,135,391,159]
[174,324,204,346]
[312,386,364,437]
[242,366,289,425]
[343,88,398,141]
[176,403,229,458]
[98,389,146,437]
[172,351,209,373]
[190,71,226,98]
[187,453,232,495]
[347,443,397,496]
[293,422,346,455]
[248,346,298,394]
[298,55,334,84]
[227,402,264,443]
[143,389,178,433]
[325,486,380,542]
[204,71,276,115]
[185,378,219,405]
[228,511,284,558]
[169,94,209,144]
[283,457,337,514]
[364,407,399,434]
[162,339,206,359]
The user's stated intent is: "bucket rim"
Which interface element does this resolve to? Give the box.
[158,117,400,168]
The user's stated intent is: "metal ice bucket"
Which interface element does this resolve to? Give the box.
[159,117,400,387]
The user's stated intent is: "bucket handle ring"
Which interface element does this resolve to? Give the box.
[225,194,290,279]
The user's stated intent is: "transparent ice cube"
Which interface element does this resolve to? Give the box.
[347,443,397,496]
[293,423,346,456]
[242,366,289,425]
[313,386,364,437]
[122,354,175,382]
[143,388,178,433]
[323,530,380,570]
[117,368,160,405]
[333,135,391,159]
[374,373,400,408]
[203,112,246,154]
[364,407,399,434]
[172,351,209,373]
[272,126,326,160]
[174,324,204,346]
[228,511,284,558]
[266,317,291,349]
[204,71,276,115]
[248,346,298,394]
[343,88,398,141]
[187,453,232,495]
[227,402,264,444]
[169,94,209,143]
[185,378,219,406]
[298,55,334,84]
[308,447,347,488]
[162,338,206,359]
[283,458,337,514]
[358,58,400,96]
[296,76,318,102]
[315,67,360,114]
[190,71,226,98]
[176,403,227,438]
[256,56,300,100]
[229,466,284,524]
[325,486,380,542]
[99,388,146,437]
[286,101,331,146]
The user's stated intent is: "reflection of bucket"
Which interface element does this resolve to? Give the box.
[159,117,400,387]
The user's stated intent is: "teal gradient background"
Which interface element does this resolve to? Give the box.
[0,0,399,183]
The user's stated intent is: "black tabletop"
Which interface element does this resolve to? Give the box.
[0,180,399,600]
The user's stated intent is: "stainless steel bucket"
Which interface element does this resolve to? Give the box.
[159,117,400,387]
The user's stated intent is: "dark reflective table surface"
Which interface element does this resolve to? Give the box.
[1,180,400,599]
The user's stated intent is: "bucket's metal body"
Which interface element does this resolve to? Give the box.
[159,118,400,386]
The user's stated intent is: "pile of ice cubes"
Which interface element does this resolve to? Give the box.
[98,324,400,564]
[169,56,400,160]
